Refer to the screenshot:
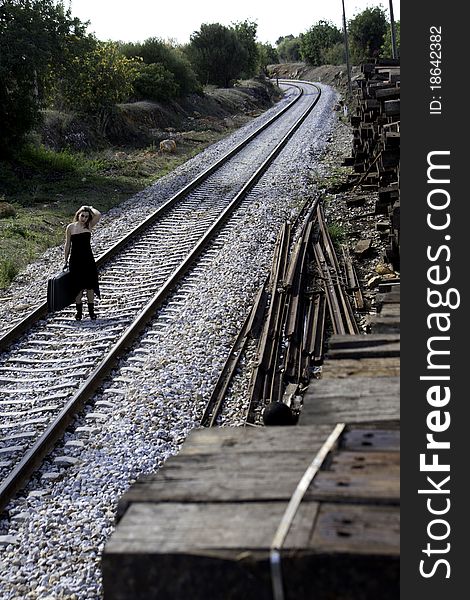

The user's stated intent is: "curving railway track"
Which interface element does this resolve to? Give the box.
[0,80,323,511]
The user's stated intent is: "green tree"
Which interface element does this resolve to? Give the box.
[0,0,89,154]
[348,7,388,62]
[132,62,179,101]
[58,41,137,133]
[300,20,343,66]
[119,37,201,96]
[322,43,346,65]
[232,20,259,78]
[380,21,400,58]
[276,35,301,62]
[48,32,99,109]
[257,42,279,72]
[185,23,246,87]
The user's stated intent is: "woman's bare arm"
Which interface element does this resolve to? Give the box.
[77,205,101,228]
[64,224,72,264]
[88,206,101,228]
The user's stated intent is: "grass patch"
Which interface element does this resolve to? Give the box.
[0,208,66,288]
[327,222,346,249]
[18,144,104,174]
[314,166,353,193]
[0,258,20,289]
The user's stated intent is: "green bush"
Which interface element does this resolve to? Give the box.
[327,222,346,248]
[0,201,17,219]
[185,23,247,87]
[0,258,19,288]
[0,0,89,156]
[59,42,137,116]
[380,21,400,58]
[300,21,343,66]
[276,35,301,62]
[120,38,201,96]
[322,42,346,66]
[133,63,179,101]
[348,7,388,62]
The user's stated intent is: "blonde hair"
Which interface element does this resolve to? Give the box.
[74,206,93,228]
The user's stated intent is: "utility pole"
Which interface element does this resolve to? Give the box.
[389,0,398,59]
[341,0,352,95]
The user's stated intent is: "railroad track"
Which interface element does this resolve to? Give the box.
[0,80,322,511]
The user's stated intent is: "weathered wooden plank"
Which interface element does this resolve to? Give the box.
[109,501,400,557]
[326,343,399,358]
[117,425,352,519]
[301,377,399,425]
[103,501,321,600]
[103,503,399,600]
[329,451,399,469]
[306,469,399,504]
[376,290,400,305]
[311,503,399,554]
[108,501,319,553]
[321,357,400,378]
[374,87,400,100]
[178,424,335,456]
[117,451,323,514]
[378,280,400,293]
[305,376,400,399]
[384,99,400,115]
[342,429,400,452]
[328,333,400,349]
[326,335,400,357]
[379,304,400,317]
[367,316,400,334]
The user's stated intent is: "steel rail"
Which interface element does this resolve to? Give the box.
[246,222,290,416]
[0,81,322,511]
[244,198,321,421]
[199,280,268,428]
[314,204,359,335]
[244,190,363,422]
[341,244,365,311]
[319,204,359,335]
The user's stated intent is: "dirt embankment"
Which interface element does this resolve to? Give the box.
[267,62,360,98]
[41,77,283,152]
[41,66,358,152]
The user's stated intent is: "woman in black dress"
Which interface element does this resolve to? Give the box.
[64,205,101,320]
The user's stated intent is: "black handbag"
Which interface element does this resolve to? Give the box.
[47,269,75,312]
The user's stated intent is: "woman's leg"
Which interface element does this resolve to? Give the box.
[86,289,96,319]
[75,291,83,320]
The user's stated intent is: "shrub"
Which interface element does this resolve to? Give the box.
[0,201,17,219]
[133,63,179,101]
[327,222,346,248]
[322,42,346,65]
[0,258,19,288]
[120,38,201,96]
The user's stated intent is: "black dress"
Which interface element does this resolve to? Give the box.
[69,231,100,298]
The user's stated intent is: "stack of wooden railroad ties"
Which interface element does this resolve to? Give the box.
[346,58,400,270]
[102,60,400,600]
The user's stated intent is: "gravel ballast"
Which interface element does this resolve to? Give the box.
[0,83,367,600]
